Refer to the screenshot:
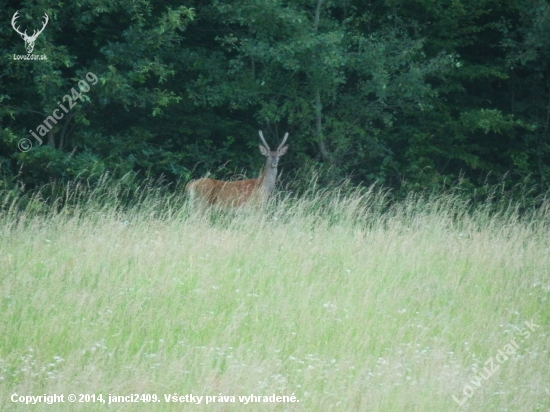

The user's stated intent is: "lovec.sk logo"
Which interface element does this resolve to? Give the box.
[11,10,48,60]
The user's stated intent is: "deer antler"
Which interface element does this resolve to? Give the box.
[31,13,49,40]
[258,130,270,151]
[11,11,27,38]
[277,132,289,150]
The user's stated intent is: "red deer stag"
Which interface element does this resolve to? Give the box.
[186,131,289,208]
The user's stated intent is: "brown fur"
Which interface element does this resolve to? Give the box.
[185,177,263,208]
[186,131,289,208]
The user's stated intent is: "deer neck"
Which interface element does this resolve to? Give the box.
[258,159,278,198]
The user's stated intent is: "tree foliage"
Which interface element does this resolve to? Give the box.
[0,0,548,198]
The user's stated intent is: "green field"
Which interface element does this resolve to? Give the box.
[1,183,548,411]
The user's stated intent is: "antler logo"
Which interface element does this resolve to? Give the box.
[11,11,49,54]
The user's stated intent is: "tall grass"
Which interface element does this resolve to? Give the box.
[0,177,548,411]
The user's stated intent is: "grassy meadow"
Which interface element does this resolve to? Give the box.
[0,178,549,411]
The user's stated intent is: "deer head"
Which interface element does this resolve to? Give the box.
[258,130,289,169]
[12,11,49,54]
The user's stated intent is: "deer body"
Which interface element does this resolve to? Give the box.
[186,131,289,208]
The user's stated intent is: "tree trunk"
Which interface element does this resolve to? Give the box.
[47,129,55,147]
[312,0,334,164]
[315,88,333,163]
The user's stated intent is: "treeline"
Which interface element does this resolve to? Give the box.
[1,0,549,199]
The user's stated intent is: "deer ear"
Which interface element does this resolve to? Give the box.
[277,145,289,156]
[259,145,269,156]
